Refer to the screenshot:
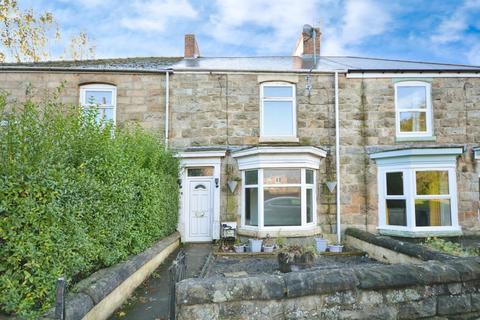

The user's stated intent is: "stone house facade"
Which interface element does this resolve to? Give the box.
[1,27,480,242]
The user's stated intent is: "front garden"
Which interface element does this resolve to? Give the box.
[0,93,179,318]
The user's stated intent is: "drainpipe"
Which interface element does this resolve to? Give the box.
[164,71,170,148]
[334,71,341,244]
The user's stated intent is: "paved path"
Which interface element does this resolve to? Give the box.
[109,243,212,320]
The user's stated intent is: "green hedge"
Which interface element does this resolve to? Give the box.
[0,96,179,318]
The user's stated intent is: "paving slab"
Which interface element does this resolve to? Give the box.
[109,243,212,320]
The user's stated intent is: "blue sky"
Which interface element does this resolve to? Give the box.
[20,0,480,65]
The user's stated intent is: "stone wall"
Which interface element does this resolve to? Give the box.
[176,256,480,319]
[1,70,479,235]
[0,71,168,131]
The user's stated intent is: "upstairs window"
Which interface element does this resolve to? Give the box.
[395,81,432,137]
[80,84,117,125]
[260,82,296,138]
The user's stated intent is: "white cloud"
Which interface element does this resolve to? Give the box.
[467,43,480,65]
[322,0,391,55]
[431,0,480,44]
[206,0,325,54]
[121,0,198,32]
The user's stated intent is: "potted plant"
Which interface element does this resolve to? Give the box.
[328,244,344,253]
[263,234,275,253]
[233,238,245,253]
[314,236,328,252]
[249,237,263,253]
[277,244,316,273]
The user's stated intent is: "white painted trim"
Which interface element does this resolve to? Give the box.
[370,147,464,160]
[79,83,117,125]
[179,155,223,242]
[474,148,480,160]
[233,146,327,158]
[241,168,317,231]
[347,72,480,79]
[260,82,297,139]
[394,81,433,138]
[375,149,461,235]
[177,150,226,158]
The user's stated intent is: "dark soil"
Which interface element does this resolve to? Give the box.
[205,254,383,277]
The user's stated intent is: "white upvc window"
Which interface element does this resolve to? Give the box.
[260,82,296,138]
[372,148,462,236]
[80,84,117,125]
[395,81,432,137]
[242,168,316,229]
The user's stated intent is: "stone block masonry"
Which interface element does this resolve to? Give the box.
[176,256,480,319]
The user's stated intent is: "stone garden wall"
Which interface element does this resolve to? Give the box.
[176,254,480,320]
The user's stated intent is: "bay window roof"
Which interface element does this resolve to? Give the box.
[232,146,327,170]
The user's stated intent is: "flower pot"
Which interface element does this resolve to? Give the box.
[296,251,315,268]
[249,239,263,253]
[277,252,314,273]
[328,244,344,253]
[233,244,245,253]
[263,245,274,253]
[314,238,328,252]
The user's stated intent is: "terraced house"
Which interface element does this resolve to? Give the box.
[1,26,480,243]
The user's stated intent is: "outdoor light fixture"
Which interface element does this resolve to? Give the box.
[215,178,219,188]
[177,178,182,188]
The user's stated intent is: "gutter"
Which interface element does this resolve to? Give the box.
[0,66,174,74]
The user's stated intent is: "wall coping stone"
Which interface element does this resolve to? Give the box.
[44,232,180,320]
[345,228,454,261]
[176,255,480,306]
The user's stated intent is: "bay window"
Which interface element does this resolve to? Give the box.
[233,146,326,234]
[371,148,462,237]
[243,168,315,228]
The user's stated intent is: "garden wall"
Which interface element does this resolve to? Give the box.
[176,256,480,319]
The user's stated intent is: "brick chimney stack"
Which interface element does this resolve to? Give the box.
[184,34,200,59]
[293,27,321,57]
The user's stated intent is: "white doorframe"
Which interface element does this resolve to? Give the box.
[178,151,225,242]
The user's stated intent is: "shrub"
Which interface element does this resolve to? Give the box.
[424,237,479,257]
[0,95,179,318]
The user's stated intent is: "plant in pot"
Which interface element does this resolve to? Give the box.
[263,234,275,253]
[314,235,328,253]
[249,237,263,253]
[328,243,344,253]
[277,244,316,273]
[233,238,245,253]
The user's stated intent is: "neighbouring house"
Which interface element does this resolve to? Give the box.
[1,26,480,243]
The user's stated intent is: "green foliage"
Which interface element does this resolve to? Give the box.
[424,238,479,257]
[0,95,179,318]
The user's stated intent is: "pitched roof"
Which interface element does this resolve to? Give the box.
[0,55,479,73]
[172,56,480,72]
[0,57,182,72]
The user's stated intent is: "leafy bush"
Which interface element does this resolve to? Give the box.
[0,95,179,318]
[424,237,479,257]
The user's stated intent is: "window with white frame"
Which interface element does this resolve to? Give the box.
[395,81,432,137]
[80,84,117,124]
[243,168,315,228]
[260,82,296,138]
[372,148,462,236]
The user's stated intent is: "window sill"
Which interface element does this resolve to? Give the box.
[395,136,436,142]
[378,227,462,238]
[238,225,322,238]
[259,137,299,143]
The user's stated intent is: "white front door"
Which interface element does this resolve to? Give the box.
[187,179,213,241]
